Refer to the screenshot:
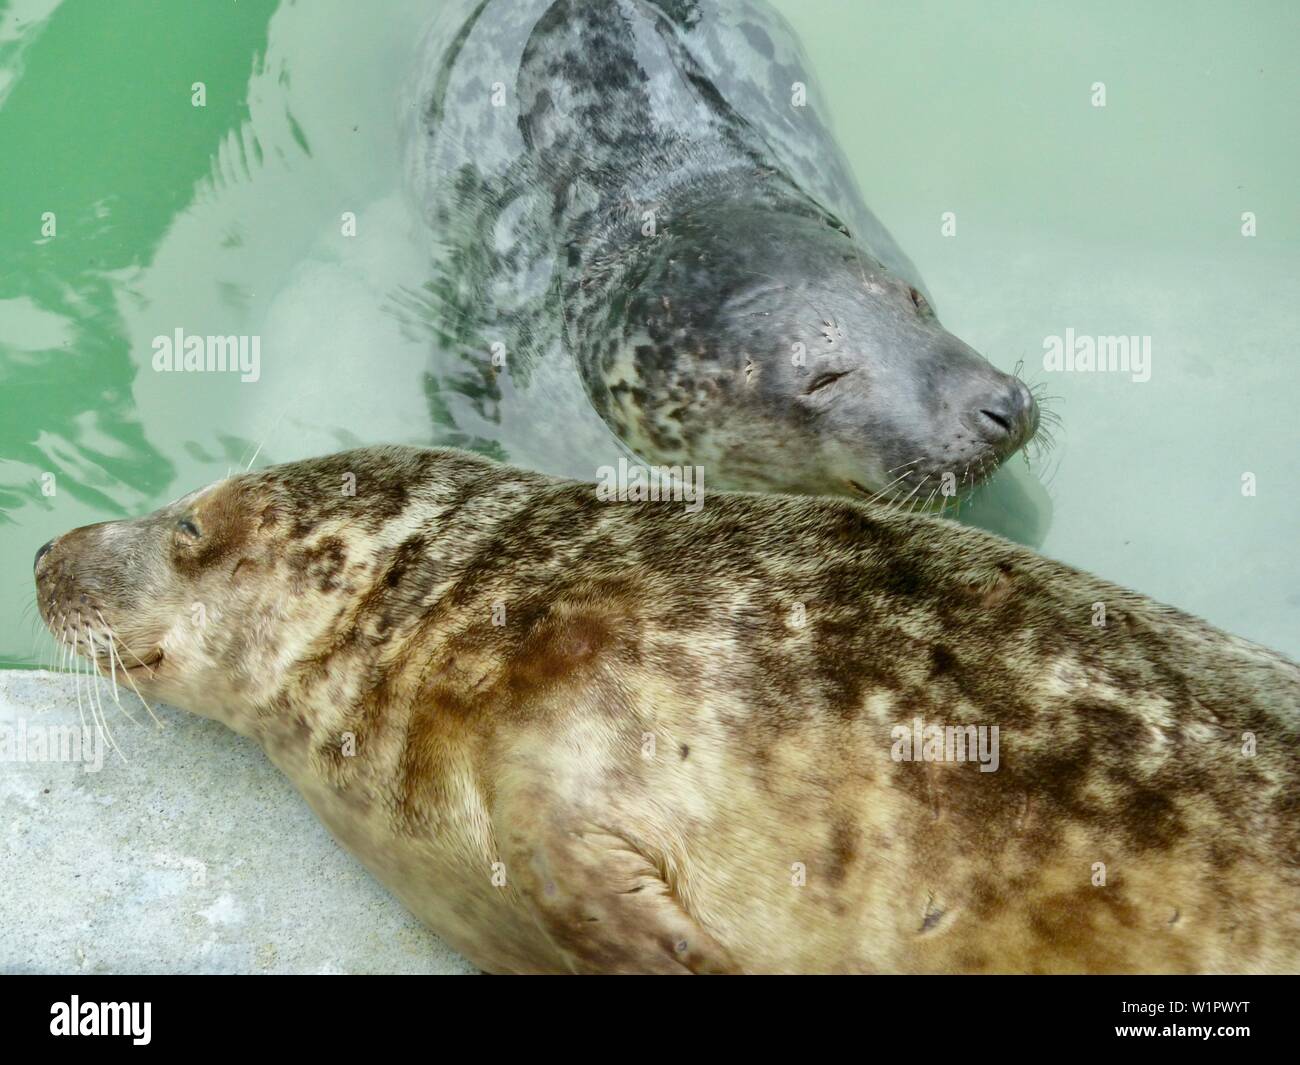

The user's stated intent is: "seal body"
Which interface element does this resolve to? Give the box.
[36,447,1300,973]
[407,0,1038,503]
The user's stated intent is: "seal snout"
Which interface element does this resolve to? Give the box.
[34,531,100,614]
[969,378,1038,450]
[34,519,173,679]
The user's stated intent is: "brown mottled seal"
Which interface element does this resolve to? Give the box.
[35,447,1299,973]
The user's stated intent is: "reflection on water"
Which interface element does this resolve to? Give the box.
[2,0,1296,665]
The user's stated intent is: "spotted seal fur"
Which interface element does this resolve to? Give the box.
[406,0,1039,504]
[35,446,1299,973]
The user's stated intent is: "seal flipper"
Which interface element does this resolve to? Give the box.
[504,817,737,974]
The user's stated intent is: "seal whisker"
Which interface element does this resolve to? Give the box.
[21,596,48,666]
[104,632,122,710]
[83,623,124,761]
[73,616,103,745]
[89,629,142,729]
[71,625,90,744]
[93,612,161,678]
[27,623,46,671]
[239,395,297,473]
[114,646,162,728]
[963,458,988,506]
[39,628,52,674]
[863,470,916,506]
[96,612,164,727]
[81,624,104,730]
[28,595,53,670]
[244,439,267,472]
[909,477,933,515]
[1040,451,1065,493]
[886,457,923,474]
[893,475,927,514]
[52,611,67,683]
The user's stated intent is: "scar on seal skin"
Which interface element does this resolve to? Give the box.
[36,446,1300,973]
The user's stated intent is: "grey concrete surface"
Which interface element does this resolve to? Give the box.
[0,669,475,974]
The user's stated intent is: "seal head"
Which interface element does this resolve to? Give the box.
[569,187,1037,498]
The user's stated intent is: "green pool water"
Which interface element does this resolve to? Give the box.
[1,0,1297,667]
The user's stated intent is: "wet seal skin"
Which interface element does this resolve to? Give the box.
[407,0,1044,511]
[35,446,1300,974]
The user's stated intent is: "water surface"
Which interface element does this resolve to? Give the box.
[1,0,1297,664]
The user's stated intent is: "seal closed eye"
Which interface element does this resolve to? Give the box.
[408,0,1040,507]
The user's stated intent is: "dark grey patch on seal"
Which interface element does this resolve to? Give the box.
[738,20,773,58]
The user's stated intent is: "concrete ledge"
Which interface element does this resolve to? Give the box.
[0,670,474,974]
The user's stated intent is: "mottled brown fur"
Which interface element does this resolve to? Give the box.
[35,446,1300,973]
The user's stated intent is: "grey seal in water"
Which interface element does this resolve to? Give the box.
[406,0,1040,507]
[35,446,1299,973]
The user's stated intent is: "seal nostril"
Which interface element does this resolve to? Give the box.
[34,539,54,572]
[972,380,1035,445]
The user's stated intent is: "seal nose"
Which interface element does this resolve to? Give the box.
[973,380,1038,448]
[34,538,55,572]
